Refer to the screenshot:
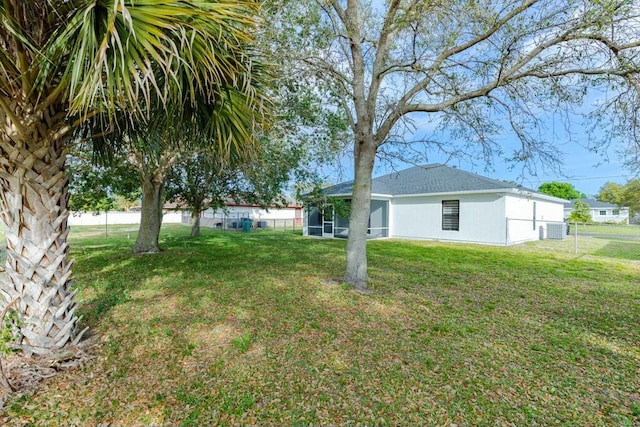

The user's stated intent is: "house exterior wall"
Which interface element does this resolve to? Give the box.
[591,207,629,223]
[390,193,507,245]
[504,194,565,244]
[303,191,565,245]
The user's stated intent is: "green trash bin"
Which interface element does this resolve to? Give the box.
[242,218,252,232]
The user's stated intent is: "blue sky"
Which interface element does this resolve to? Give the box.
[522,149,629,197]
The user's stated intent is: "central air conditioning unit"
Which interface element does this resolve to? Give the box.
[547,223,567,240]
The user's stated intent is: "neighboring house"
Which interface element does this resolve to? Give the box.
[304,164,568,245]
[563,199,630,224]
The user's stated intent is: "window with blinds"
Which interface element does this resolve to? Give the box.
[442,200,459,231]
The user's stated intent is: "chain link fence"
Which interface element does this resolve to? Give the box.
[566,222,640,238]
[526,221,640,259]
[506,220,640,241]
[183,212,301,233]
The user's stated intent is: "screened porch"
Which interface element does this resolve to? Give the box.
[304,199,389,239]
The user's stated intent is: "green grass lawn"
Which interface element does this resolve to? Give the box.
[3,225,640,426]
[527,232,640,260]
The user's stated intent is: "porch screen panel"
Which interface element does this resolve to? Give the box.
[307,206,322,236]
[442,200,460,231]
[335,209,350,238]
[369,199,389,238]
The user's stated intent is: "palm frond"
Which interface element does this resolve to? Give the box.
[56,0,260,121]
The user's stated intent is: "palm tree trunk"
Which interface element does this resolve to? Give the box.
[133,176,165,254]
[0,132,79,355]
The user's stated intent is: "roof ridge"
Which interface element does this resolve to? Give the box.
[372,163,443,181]
[568,198,618,207]
[322,164,544,197]
[443,166,516,189]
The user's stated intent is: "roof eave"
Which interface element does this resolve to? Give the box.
[503,189,569,203]
[327,188,566,203]
[324,192,393,198]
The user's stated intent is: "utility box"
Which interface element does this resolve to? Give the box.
[547,223,567,240]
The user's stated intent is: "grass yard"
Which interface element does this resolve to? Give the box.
[570,223,640,237]
[2,225,640,426]
[527,232,640,260]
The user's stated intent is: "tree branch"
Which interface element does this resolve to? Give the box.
[399,0,541,106]
[368,0,401,117]
[375,0,542,144]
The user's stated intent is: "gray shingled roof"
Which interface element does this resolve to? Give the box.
[324,164,525,196]
[563,198,618,209]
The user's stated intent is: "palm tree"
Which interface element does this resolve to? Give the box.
[117,84,266,254]
[0,0,262,355]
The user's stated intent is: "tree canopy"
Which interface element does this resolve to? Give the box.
[537,182,585,200]
[165,137,304,236]
[596,182,626,206]
[67,146,141,213]
[568,200,592,223]
[597,180,640,217]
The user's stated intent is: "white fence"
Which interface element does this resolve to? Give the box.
[68,211,182,226]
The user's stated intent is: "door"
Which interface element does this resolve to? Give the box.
[322,205,334,237]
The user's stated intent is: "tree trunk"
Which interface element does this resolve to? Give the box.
[190,207,201,237]
[344,139,376,291]
[0,131,79,355]
[133,176,165,254]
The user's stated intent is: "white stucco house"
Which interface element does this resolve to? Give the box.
[304,164,568,245]
[563,199,629,224]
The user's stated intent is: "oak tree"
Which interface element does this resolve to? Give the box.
[268,0,640,290]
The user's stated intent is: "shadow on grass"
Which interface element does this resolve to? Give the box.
[73,229,347,327]
[593,239,640,260]
[85,281,131,323]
